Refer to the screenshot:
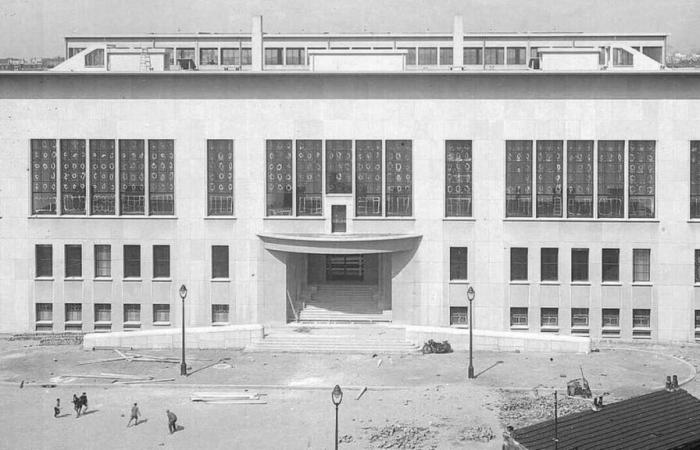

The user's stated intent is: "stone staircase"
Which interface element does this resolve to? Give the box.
[246,325,420,354]
[298,283,390,323]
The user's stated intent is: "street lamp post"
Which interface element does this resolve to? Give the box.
[331,385,343,450]
[467,286,475,379]
[179,284,188,376]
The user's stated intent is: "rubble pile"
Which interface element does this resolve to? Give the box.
[459,425,496,442]
[498,391,590,429]
[366,423,436,449]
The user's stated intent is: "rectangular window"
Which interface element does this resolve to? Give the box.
[221,48,239,65]
[628,141,655,218]
[449,247,468,280]
[571,308,589,327]
[153,304,170,323]
[399,48,416,65]
[153,245,170,279]
[123,304,141,325]
[417,47,437,65]
[571,248,589,282]
[60,139,86,214]
[94,303,111,322]
[266,140,293,216]
[30,139,57,214]
[207,140,234,215]
[119,139,145,215]
[485,47,504,65]
[148,140,174,215]
[510,248,528,281]
[84,48,104,67]
[296,140,322,216]
[540,308,559,329]
[598,141,624,218]
[536,140,563,217]
[65,245,82,278]
[285,48,305,65]
[507,47,526,64]
[65,303,82,322]
[68,47,85,58]
[633,249,650,282]
[602,308,620,327]
[212,304,230,323]
[602,248,620,282]
[89,139,116,215]
[450,307,468,325]
[36,303,53,322]
[696,250,700,283]
[642,47,663,63]
[355,140,383,216]
[691,142,700,218]
[240,48,252,65]
[445,140,472,217]
[566,141,593,218]
[35,244,53,278]
[510,307,528,327]
[212,245,229,279]
[264,48,283,65]
[540,248,558,281]
[506,140,533,217]
[124,245,141,278]
[613,48,633,66]
[331,205,347,233]
[386,140,412,216]
[176,48,195,65]
[326,140,352,194]
[632,309,651,336]
[439,47,453,65]
[463,48,483,65]
[199,48,218,65]
[94,245,111,278]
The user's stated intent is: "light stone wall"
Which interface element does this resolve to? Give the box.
[0,74,699,343]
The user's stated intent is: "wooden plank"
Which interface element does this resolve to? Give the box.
[78,357,127,365]
[100,373,152,380]
[114,378,175,385]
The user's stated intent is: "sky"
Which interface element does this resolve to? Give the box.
[1,0,699,58]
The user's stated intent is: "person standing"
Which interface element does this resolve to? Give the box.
[166,409,178,434]
[53,399,61,418]
[72,394,81,418]
[127,403,140,427]
[79,392,88,414]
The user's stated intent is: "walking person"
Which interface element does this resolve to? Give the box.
[166,409,177,434]
[127,403,140,427]
[53,398,60,418]
[72,394,81,418]
[79,392,88,414]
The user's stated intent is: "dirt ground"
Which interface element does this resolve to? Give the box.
[0,338,698,449]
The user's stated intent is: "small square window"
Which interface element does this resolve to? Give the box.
[571,308,589,327]
[94,303,111,322]
[540,308,559,330]
[449,247,468,280]
[124,304,141,327]
[632,309,651,338]
[35,303,53,332]
[510,307,528,327]
[602,308,620,337]
[450,306,468,326]
[212,304,230,324]
[153,304,170,324]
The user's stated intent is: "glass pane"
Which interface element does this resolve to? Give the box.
[567,141,593,217]
[463,48,482,65]
[36,245,53,277]
[571,249,589,281]
[355,140,382,216]
[510,248,528,280]
[89,140,115,215]
[326,140,352,194]
[598,141,624,218]
[506,141,532,217]
[386,140,412,216]
[628,141,655,218]
[691,142,700,218]
[119,140,145,215]
[148,140,175,215]
[200,48,218,65]
[124,245,141,278]
[60,139,86,214]
[212,246,229,279]
[296,140,322,216]
[449,247,468,280]
[31,139,57,214]
[445,140,472,217]
[65,245,82,278]
[536,141,563,217]
[207,140,234,215]
[633,249,650,282]
[266,140,293,216]
[540,248,558,281]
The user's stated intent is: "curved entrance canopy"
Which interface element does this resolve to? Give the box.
[257,233,422,254]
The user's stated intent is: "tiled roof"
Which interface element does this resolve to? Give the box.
[512,389,700,450]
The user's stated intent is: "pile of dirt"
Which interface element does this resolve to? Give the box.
[365,423,436,449]
[498,390,591,429]
[458,424,496,442]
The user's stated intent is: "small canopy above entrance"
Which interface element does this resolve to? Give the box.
[257,233,422,254]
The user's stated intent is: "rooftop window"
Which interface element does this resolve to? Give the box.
[84,49,104,67]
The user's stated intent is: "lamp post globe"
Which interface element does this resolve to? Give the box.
[179,284,188,376]
[332,385,343,450]
[467,286,475,379]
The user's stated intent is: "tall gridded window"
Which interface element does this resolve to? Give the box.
[691,142,700,218]
[355,140,382,217]
[326,140,352,194]
[31,139,57,214]
[94,245,111,278]
[153,304,170,323]
[571,248,589,282]
[449,247,468,280]
[60,139,86,214]
[628,141,655,218]
[285,48,305,65]
[540,248,558,281]
[124,304,141,324]
[207,140,234,216]
[212,245,229,279]
[89,140,116,215]
[463,48,482,65]
[445,140,472,217]
[602,248,620,282]
[35,244,53,277]
[417,47,437,65]
[94,304,111,322]
[439,48,453,65]
[296,140,322,216]
[506,141,532,217]
[65,244,82,278]
[536,141,563,217]
[199,48,218,65]
[264,48,283,65]
[123,245,141,279]
[566,141,593,218]
[153,245,170,279]
[633,249,651,282]
[119,140,145,215]
[507,47,526,64]
[386,140,412,216]
[266,140,293,216]
[485,47,504,65]
[598,141,624,218]
[510,248,528,281]
[148,140,175,215]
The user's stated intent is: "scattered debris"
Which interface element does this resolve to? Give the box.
[356,386,368,400]
[80,350,210,365]
[421,339,452,354]
[338,435,354,443]
[377,359,383,368]
[212,363,232,370]
[459,425,496,442]
[366,423,436,449]
[498,391,591,429]
[41,384,57,388]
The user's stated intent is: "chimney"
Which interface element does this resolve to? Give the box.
[452,15,464,67]
[251,15,263,71]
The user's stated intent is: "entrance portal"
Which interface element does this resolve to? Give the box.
[326,255,364,281]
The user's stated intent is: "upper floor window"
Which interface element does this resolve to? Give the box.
[153,245,170,279]
[212,245,229,279]
[65,244,82,278]
[90,140,116,215]
[356,140,383,217]
[124,245,141,279]
[628,141,655,218]
[296,140,322,216]
[484,47,504,65]
[540,248,558,281]
[463,48,482,65]
[536,141,563,217]
[200,48,218,65]
[286,48,305,65]
[417,47,437,65]
[207,140,234,216]
[602,248,620,282]
[264,48,283,65]
[445,140,472,217]
[31,139,57,214]
[691,142,700,218]
[119,139,146,215]
[597,141,625,218]
[439,48,453,65]
[266,140,293,216]
[507,47,526,65]
[505,140,532,217]
[148,140,175,215]
[510,248,528,281]
[326,140,352,194]
[449,247,468,280]
[35,244,53,278]
[94,245,111,278]
[633,249,650,282]
[613,48,633,66]
[60,139,86,215]
[385,140,412,217]
[695,249,700,283]
[567,141,593,218]
[84,48,104,67]
[571,248,589,282]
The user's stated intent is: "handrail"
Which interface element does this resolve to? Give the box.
[286,290,299,322]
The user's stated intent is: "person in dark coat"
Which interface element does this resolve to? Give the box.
[166,409,177,434]
[53,398,60,418]
[127,403,140,427]
[72,394,81,418]
[79,392,88,413]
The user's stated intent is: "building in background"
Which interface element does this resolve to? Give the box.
[1,16,699,344]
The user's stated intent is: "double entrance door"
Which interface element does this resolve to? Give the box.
[325,255,364,281]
